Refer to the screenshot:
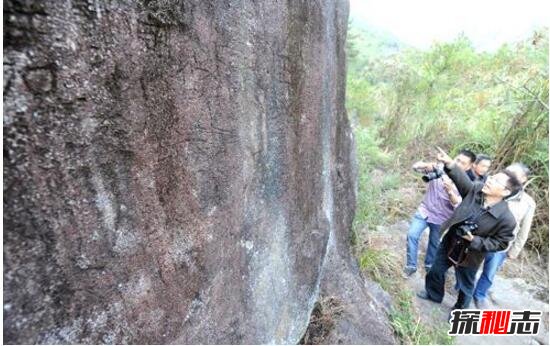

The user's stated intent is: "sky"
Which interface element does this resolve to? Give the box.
[349,0,549,51]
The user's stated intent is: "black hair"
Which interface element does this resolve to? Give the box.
[458,149,476,164]
[475,154,492,164]
[502,169,523,198]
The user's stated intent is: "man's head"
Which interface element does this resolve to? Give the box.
[454,149,476,171]
[506,162,530,186]
[473,154,492,177]
[481,170,523,199]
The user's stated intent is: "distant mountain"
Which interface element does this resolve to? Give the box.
[348,17,404,56]
[346,18,405,72]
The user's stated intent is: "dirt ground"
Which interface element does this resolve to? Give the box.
[368,218,549,345]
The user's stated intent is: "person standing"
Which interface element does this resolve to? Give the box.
[403,149,476,277]
[466,154,492,182]
[473,162,537,309]
[416,147,521,311]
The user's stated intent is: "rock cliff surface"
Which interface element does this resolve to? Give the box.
[3,0,394,343]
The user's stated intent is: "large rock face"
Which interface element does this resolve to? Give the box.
[3,0,394,344]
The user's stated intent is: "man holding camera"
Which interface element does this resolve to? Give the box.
[403,149,476,277]
[473,162,537,309]
[417,147,521,311]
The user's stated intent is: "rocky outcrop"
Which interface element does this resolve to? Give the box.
[3,0,394,344]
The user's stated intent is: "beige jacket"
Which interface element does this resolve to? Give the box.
[506,190,537,259]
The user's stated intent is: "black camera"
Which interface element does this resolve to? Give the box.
[448,220,478,265]
[422,168,444,182]
[455,220,478,237]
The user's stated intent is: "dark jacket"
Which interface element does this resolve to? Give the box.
[466,169,487,183]
[440,163,516,268]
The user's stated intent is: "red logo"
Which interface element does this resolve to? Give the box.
[448,309,542,335]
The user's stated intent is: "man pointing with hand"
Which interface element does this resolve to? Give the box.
[416,147,521,313]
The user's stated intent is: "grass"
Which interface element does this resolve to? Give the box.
[359,247,398,291]
[352,125,407,238]
[352,125,455,344]
[358,247,455,345]
[390,291,454,345]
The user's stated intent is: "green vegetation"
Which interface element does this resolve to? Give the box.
[390,291,454,345]
[347,22,548,345]
[352,126,399,232]
[359,247,399,291]
[358,246,454,345]
[348,25,549,259]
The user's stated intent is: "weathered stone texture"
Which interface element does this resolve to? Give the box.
[3,0,394,344]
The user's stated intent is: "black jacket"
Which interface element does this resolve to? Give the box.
[440,163,516,268]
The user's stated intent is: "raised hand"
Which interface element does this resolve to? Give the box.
[436,146,453,165]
